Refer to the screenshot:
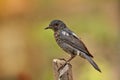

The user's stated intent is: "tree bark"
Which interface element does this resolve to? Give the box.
[52,59,73,80]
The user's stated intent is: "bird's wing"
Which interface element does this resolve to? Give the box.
[60,29,93,58]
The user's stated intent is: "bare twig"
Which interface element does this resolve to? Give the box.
[53,59,73,80]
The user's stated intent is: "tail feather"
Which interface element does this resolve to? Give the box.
[83,53,101,72]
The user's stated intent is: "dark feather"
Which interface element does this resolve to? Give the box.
[58,28,101,72]
[60,28,93,58]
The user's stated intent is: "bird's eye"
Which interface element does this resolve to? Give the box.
[54,23,59,26]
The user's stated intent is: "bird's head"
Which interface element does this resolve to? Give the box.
[45,20,66,31]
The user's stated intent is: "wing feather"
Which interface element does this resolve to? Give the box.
[60,29,93,58]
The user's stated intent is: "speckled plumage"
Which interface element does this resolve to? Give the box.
[45,20,101,72]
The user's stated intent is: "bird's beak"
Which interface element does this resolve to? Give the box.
[45,26,49,30]
[45,26,52,30]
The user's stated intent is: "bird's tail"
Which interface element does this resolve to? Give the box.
[83,53,101,72]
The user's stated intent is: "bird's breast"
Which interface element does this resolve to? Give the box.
[54,32,61,43]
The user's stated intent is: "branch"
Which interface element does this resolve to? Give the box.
[52,59,73,80]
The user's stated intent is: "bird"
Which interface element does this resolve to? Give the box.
[45,20,101,72]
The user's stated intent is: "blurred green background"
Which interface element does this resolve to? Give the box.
[0,0,119,80]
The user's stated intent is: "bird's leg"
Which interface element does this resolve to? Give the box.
[66,55,76,63]
[58,55,76,71]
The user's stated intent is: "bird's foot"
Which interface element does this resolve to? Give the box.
[58,62,69,72]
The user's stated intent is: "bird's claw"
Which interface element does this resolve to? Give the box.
[58,62,69,72]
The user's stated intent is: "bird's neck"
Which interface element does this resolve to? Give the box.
[54,30,61,37]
